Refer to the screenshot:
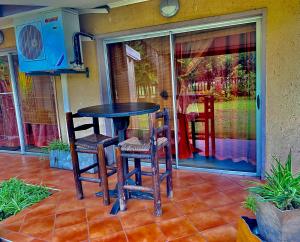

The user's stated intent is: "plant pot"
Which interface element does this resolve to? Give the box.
[255,195,300,242]
[49,150,98,174]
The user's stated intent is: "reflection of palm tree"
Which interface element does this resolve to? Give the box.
[128,41,158,100]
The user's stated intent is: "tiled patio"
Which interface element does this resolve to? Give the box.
[0,153,255,242]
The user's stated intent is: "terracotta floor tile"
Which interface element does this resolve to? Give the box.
[1,230,34,242]
[25,204,56,220]
[89,217,123,239]
[170,233,206,242]
[174,197,210,215]
[159,216,197,240]
[188,210,226,231]
[172,188,197,201]
[0,214,26,225]
[53,222,88,242]
[173,174,206,188]
[86,204,113,221]
[214,203,254,224]
[31,230,53,241]
[202,192,235,208]
[189,183,216,197]
[91,231,128,242]
[55,208,87,228]
[152,203,183,222]
[224,188,248,202]
[125,223,166,242]
[119,209,155,230]
[0,221,22,232]
[56,198,85,213]
[20,215,55,236]
[200,224,237,242]
[123,199,148,213]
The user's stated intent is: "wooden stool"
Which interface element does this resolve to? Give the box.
[189,95,216,157]
[115,108,173,216]
[66,112,118,205]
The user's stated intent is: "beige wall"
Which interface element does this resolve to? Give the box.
[2,0,300,174]
[55,41,102,141]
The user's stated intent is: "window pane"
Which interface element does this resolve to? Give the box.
[108,36,174,140]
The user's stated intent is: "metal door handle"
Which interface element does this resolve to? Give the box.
[257,94,260,110]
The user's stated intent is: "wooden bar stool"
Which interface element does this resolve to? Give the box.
[66,112,118,205]
[115,108,173,216]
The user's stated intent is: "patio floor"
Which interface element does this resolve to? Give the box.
[0,153,256,242]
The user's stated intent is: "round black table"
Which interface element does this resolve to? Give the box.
[77,102,160,142]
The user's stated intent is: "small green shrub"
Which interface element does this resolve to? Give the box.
[0,178,51,221]
[243,195,257,213]
[43,140,69,153]
[245,150,300,211]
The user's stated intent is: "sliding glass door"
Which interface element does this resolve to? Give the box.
[0,56,20,151]
[175,23,257,172]
[105,20,261,175]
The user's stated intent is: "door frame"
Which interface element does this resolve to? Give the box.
[97,10,266,177]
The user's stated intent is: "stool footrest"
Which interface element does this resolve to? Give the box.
[79,177,101,183]
[123,185,153,193]
[159,170,170,183]
[79,162,98,173]
[125,168,139,180]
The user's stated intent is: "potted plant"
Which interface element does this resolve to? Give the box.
[46,140,98,174]
[244,151,300,242]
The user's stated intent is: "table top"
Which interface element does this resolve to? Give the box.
[77,102,160,118]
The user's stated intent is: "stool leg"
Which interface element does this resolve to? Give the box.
[134,158,142,186]
[116,147,126,211]
[211,117,216,157]
[191,120,196,149]
[152,153,162,216]
[165,145,173,199]
[98,144,110,206]
[70,144,83,199]
[204,118,209,158]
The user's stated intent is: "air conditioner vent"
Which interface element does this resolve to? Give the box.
[18,24,43,60]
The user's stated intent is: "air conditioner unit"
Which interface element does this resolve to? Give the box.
[14,8,80,73]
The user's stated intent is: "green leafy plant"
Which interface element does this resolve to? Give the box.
[243,195,257,213]
[43,140,70,153]
[245,150,300,211]
[0,178,51,221]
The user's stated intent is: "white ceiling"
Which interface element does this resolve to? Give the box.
[0,0,148,9]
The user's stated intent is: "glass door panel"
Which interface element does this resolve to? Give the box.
[13,56,59,152]
[0,56,20,151]
[108,36,174,148]
[175,23,257,172]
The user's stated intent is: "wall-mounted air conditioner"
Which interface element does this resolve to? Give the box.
[14,8,80,73]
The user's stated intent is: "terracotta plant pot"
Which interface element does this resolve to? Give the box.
[255,196,300,242]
